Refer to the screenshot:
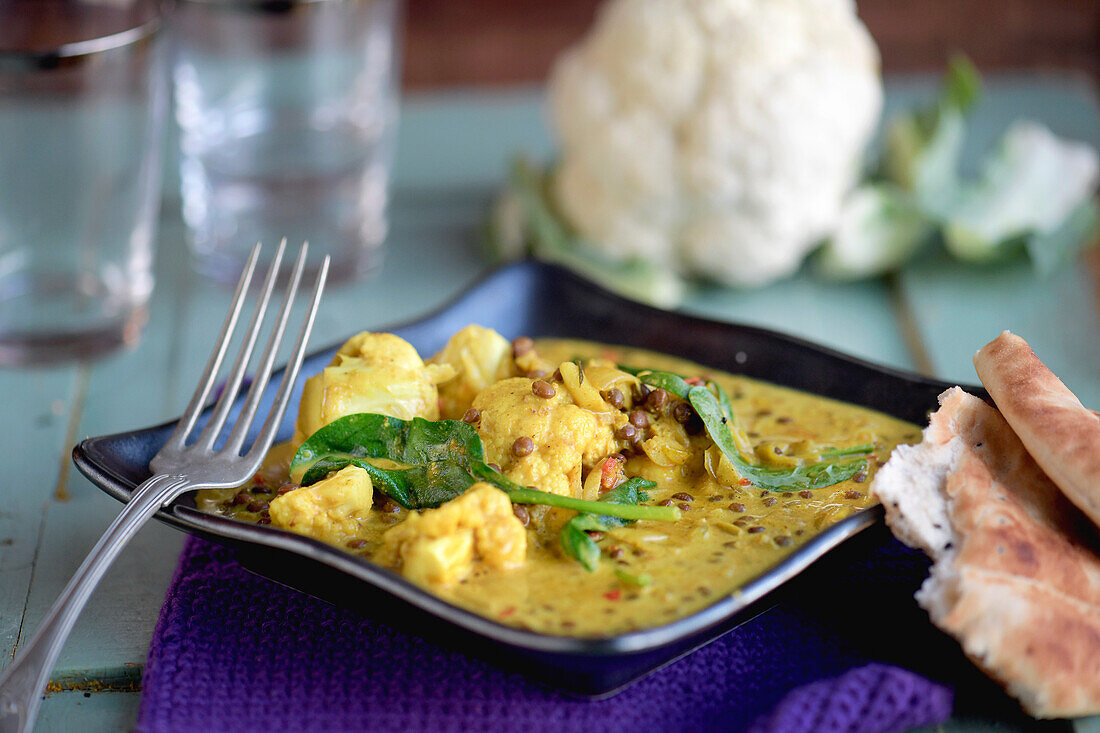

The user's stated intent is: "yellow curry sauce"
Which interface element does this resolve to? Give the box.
[199,337,919,637]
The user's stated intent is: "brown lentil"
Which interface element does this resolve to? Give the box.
[799,490,813,499]
[552,367,563,382]
[660,499,675,507]
[615,423,637,441]
[488,463,502,473]
[276,483,297,496]
[646,388,669,412]
[845,490,863,500]
[257,515,272,525]
[628,409,650,430]
[512,436,535,457]
[677,502,691,512]
[853,471,868,483]
[671,492,694,502]
[762,497,777,507]
[728,502,746,512]
[462,408,481,424]
[512,336,534,357]
[532,380,556,398]
[608,546,624,559]
[346,539,368,549]
[247,500,269,513]
[603,387,625,409]
[512,505,530,526]
[586,531,605,541]
[232,492,250,505]
[671,401,693,424]
[775,536,792,547]
[747,526,766,534]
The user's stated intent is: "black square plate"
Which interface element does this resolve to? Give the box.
[73,260,975,697]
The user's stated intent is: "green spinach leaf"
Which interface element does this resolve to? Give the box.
[292,413,680,520]
[686,385,868,492]
[559,478,656,572]
[623,368,870,493]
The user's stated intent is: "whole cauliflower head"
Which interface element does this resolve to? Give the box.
[293,332,455,447]
[548,0,882,286]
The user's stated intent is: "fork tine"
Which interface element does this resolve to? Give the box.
[245,255,329,464]
[223,242,309,455]
[193,238,288,452]
[164,243,262,451]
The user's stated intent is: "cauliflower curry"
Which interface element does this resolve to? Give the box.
[198,326,919,637]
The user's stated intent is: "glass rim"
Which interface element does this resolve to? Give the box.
[0,11,163,71]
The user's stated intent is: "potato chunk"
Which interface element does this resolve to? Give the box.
[269,465,374,545]
[473,377,618,498]
[293,332,455,448]
[375,484,526,586]
[429,324,515,420]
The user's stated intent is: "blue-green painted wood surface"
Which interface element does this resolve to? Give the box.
[1,74,1097,732]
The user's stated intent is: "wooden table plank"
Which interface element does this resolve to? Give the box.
[0,368,79,665]
[17,222,193,680]
[36,690,139,733]
[683,277,915,373]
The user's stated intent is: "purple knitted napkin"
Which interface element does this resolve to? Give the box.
[137,528,962,733]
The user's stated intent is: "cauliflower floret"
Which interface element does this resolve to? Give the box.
[429,325,515,420]
[269,465,374,545]
[375,484,526,586]
[547,0,882,287]
[472,377,618,498]
[293,332,455,447]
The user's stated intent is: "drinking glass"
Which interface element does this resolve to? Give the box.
[0,0,168,366]
[171,0,403,284]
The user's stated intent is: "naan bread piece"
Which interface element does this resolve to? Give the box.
[874,387,1100,718]
[974,331,1100,530]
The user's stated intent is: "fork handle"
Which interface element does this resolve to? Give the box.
[0,473,191,733]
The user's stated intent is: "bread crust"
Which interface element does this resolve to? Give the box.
[874,387,1100,718]
[974,331,1100,529]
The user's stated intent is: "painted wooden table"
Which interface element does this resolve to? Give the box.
[2,75,1100,732]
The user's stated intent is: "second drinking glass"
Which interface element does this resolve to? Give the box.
[172,0,402,284]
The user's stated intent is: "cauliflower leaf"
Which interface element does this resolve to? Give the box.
[822,55,1098,279]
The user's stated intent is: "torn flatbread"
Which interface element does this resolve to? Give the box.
[874,387,1100,718]
[974,330,1100,530]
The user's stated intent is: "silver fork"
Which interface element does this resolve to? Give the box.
[0,241,329,733]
